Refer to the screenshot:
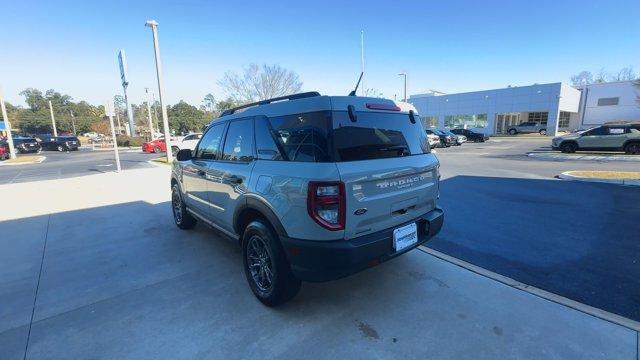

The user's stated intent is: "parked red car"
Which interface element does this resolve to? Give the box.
[142,139,167,153]
[0,142,9,160]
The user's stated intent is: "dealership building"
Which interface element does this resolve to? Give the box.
[409,80,640,136]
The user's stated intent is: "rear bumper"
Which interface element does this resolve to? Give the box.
[280,207,444,282]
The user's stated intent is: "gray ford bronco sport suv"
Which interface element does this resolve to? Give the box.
[170,92,444,306]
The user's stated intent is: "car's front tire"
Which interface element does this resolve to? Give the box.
[242,220,301,307]
[624,142,640,155]
[560,142,577,153]
[508,129,517,135]
[153,146,161,153]
[172,184,197,230]
[57,145,64,152]
[539,129,547,136]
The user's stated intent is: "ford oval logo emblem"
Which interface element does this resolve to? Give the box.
[354,208,368,216]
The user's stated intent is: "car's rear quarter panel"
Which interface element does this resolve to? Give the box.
[247,161,343,241]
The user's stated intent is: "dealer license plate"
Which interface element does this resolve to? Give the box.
[393,223,418,252]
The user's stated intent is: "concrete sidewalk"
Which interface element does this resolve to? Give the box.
[0,168,637,359]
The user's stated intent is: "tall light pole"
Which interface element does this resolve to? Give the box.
[48,100,58,136]
[69,110,77,135]
[144,87,154,140]
[145,19,172,163]
[0,87,17,159]
[398,73,407,102]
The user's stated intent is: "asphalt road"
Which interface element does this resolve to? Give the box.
[0,148,157,184]
[428,138,640,322]
[2,138,639,323]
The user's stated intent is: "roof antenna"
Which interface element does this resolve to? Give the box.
[348,72,364,96]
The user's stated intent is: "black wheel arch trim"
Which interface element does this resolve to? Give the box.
[233,196,288,239]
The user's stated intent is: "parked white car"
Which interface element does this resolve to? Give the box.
[426,133,440,148]
[170,133,202,155]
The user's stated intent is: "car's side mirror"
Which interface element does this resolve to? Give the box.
[176,149,193,161]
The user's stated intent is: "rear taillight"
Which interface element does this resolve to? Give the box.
[307,181,345,231]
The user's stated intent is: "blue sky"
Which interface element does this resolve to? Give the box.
[1,0,639,107]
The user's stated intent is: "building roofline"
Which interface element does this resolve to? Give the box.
[410,82,565,99]
[573,79,640,89]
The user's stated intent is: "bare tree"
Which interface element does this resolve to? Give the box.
[594,68,608,83]
[611,67,636,82]
[362,88,384,98]
[217,64,303,103]
[570,71,593,86]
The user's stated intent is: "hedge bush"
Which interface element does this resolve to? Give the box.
[116,136,145,147]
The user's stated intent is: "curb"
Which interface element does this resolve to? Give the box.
[146,159,171,167]
[87,147,142,152]
[527,152,640,162]
[558,172,640,186]
[0,156,46,166]
[418,246,640,332]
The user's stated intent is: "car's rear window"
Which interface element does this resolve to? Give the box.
[254,110,429,162]
[332,111,429,161]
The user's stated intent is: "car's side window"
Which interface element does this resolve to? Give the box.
[221,118,255,162]
[608,127,626,135]
[196,123,226,160]
[584,127,607,136]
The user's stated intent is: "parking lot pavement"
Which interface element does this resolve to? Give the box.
[1,167,638,359]
[431,138,640,322]
[0,149,156,184]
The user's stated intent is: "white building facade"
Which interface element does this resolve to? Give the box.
[409,83,583,136]
[577,80,640,127]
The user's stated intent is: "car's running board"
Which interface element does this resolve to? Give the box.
[186,208,239,241]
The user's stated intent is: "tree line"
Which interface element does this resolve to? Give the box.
[3,88,240,136]
[570,66,638,86]
[2,63,304,136]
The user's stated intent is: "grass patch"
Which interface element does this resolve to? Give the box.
[4,155,45,164]
[150,157,173,165]
[567,171,640,180]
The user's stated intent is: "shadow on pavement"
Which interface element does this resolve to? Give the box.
[2,197,637,359]
[429,175,640,322]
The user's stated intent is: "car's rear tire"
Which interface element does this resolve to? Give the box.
[508,129,517,135]
[539,129,547,136]
[242,220,301,307]
[624,142,640,155]
[560,142,577,153]
[172,184,197,230]
[153,146,161,153]
[57,145,64,152]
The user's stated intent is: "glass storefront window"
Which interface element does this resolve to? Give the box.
[444,114,488,128]
[527,112,548,125]
[421,116,438,128]
[558,111,571,128]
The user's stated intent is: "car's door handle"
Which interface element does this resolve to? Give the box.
[227,175,242,184]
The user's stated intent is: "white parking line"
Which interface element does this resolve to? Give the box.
[418,246,640,332]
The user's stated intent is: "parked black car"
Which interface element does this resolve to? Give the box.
[37,135,81,151]
[450,128,490,142]
[12,136,42,154]
[426,128,456,147]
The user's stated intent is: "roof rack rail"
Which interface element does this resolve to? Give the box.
[219,91,321,117]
